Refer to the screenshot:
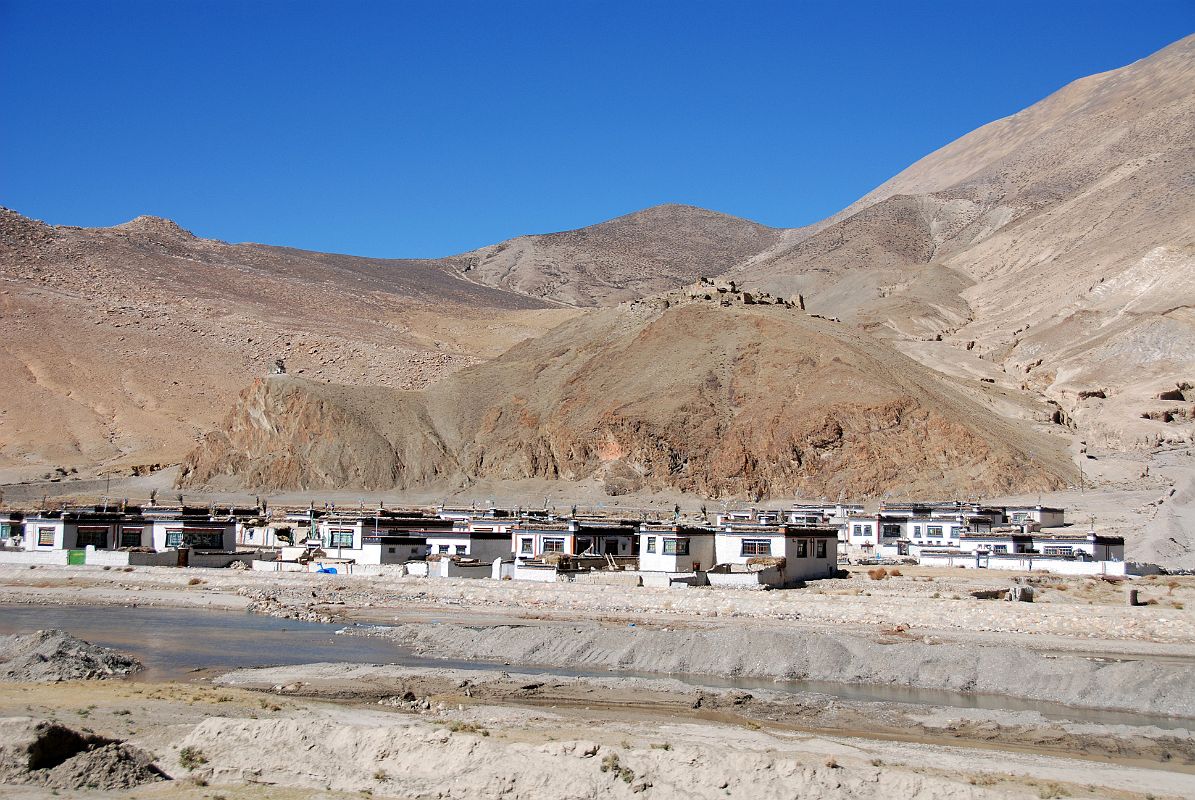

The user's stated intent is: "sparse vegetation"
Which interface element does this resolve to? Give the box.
[179,746,208,770]
[447,720,490,736]
[600,753,635,783]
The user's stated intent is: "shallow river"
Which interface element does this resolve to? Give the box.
[0,604,1188,730]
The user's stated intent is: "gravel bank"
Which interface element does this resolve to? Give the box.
[353,621,1195,718]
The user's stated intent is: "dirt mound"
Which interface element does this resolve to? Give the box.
[356,621,1195,717]
[175,715,1009,799]
[181,296,1075,498]
[0,717,165,790]
[40,741,166,790]
[0,630,141,681]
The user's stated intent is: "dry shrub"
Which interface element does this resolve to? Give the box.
[187,577,204,586]
[746,556,786,569]
[867,567,889,581]
[541,552,572,566]
[887,568,902,577]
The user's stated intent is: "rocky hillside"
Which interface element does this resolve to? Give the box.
[451,204,784,307]
[730,34,1195,452]
[0,209,575,479]
[180,288,1075,499]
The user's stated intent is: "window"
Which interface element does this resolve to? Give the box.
[852,525,863,537]
[645,536,657,553]
[992,545,1007,553]
[388,547,396,554]
[438,544,450,554]
[662,538,689,555]
[519,538,533,554]
[1043,546,1073,557]
[912,525,921,537]
[882,524,901,539]
[576,538,593,554]
[329,530,354,548]
[542,538,565,553]
[120,527,143,548]
[38,527,55,547]
[183,530,226,550]
[165,529,183,548]
[927,526,943,536]
[741,539,771,557]
[455,545,466,555]
[951,527,962,538]
[795,540,808,558]
[77,526,108,548]
[816,539,827,558]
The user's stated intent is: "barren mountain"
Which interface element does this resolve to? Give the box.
[730,35,1195,452]
[451,204,784,307]
[5,34,1192,531]
[0,209,574,480]
[180,287,1075,499]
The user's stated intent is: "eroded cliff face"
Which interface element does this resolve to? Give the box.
[180,297,1075,499]
[181,379,398,490]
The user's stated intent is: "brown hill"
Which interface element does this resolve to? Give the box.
[0,209,575,480]
[451,204,783,307]
[730,34,1195,451]
[180,290,1075,499]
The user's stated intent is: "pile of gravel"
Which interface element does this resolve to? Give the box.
[0,629,142,681]
[38,741,166,790]
[0,718,165,790]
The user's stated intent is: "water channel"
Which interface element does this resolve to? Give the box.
[0,603,1188,731]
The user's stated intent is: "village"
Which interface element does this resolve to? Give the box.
[0,495,1142,589]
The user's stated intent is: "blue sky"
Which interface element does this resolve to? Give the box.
[1,1,1191,258]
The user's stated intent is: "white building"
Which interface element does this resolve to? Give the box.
[917,529,1125,575]
[638,524,713,573]
[311,513,448,565]
[141,508,237,551]
[426,517,514,562]
[1003,505,1066,528]
[512,519,637,563]
[22,507,235,553]
[638,522,839,588]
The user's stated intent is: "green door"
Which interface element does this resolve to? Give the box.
[67,549,86,565]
